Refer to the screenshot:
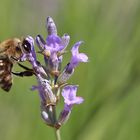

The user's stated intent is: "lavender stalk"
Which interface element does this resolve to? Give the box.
[19,16,88,140]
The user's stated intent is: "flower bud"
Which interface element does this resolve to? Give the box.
[57,65,74,85]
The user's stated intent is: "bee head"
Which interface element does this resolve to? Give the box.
[8,38,22,63]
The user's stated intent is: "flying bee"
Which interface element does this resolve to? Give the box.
[0,38,22,92]
[0,37,46,92]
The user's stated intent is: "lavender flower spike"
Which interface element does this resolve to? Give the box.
[66,41,88,73]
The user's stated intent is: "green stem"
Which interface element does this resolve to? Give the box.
[55,129,61,140]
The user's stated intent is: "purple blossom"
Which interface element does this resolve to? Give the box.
[57,85,84,126]
[60,34,70,52]
[36,34,64,53]
[57,41,88,84]
[36,17,68,55]
[31,85,46,103]
[62,85,84,111]
[46,35,63,52]
[66,41,88,73]
[46,17,70,52]
[36,33,70,54]
[31,74,56,105]
[35,17,70,75]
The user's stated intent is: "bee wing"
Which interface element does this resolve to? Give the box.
[0,39,12,53]
[0,46,9,53]
[0,41,14,62]
[0,55,7,59]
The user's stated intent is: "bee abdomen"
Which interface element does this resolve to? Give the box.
[0,74,12,92]
[0,59,13,92]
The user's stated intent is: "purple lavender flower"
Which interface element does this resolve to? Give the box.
[35,17,70,75]
[62,85,84,111]
[66,41,88,73]
[57,85,84,126]
[46,17,70,52]
[32,78,56,109]
[57,41,88,84]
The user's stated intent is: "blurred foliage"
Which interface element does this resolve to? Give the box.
[0,0,140,140]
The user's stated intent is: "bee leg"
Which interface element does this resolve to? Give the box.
[10,56,18,61]
[18,63,32,71]
[12,71,34,77]
[17,63,35,76]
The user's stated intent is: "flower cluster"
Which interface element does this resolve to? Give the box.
[20,17,88,129]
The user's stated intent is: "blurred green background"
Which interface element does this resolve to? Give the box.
[0,0,140,140]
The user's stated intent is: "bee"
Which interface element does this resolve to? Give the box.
[0,38,22,92]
